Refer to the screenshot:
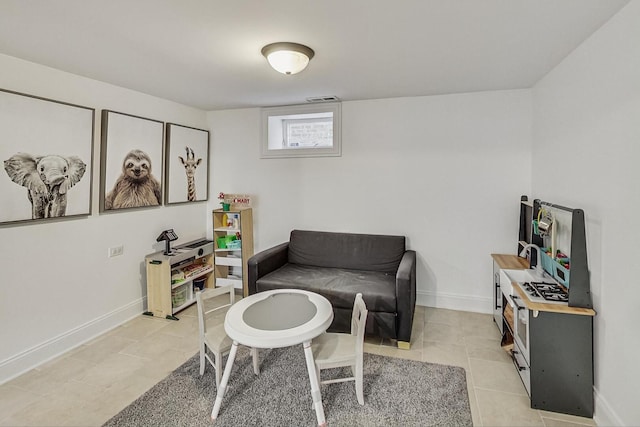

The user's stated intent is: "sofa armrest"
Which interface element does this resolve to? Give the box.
[247,242,289,295]
[395,250,417,343]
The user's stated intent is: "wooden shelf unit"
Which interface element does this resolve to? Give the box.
[213,207,254,296]
[144,240,214,320]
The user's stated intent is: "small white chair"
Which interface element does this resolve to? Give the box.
[196,285,259,388]
[311,292,368,405]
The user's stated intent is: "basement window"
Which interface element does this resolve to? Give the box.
[261,102,341,158]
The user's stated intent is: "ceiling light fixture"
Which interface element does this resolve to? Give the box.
[261,42,315,75]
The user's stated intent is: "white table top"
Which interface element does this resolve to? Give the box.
[224,289,334,349]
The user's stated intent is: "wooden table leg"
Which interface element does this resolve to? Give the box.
[211,341,239,422]
[303,340,327,427]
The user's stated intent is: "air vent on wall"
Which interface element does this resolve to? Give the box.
[306,96,340,103]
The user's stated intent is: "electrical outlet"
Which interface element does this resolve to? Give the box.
[108,245,124,257]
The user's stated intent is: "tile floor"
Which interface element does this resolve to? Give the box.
[0,303,597,427]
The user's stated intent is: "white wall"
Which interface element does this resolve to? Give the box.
[207,89,532,312]
[1,9,633,423]
[532,2,640,426]
[0,54,209,383]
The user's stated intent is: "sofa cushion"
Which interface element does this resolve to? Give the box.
[255,263,397,312]
[288,230,405,274]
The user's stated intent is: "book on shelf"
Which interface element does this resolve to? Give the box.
[178,262,210,278]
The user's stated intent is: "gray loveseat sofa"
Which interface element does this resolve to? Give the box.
[247,229,417,348]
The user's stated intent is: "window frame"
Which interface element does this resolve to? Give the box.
[260,102,342,158]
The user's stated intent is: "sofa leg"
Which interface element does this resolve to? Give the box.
[397,341,411,350]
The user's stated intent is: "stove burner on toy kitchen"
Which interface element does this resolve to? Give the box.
[521,281,569,303]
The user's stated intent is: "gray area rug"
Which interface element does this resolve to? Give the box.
[103,346,472,426]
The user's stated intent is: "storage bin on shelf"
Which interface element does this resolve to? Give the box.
[541,247,570,287]
[193,277,206,292]
[226,239,241,250]
[216,234,237,249]
[540,248,554,276]
[553,257,570,287]
[171,269,185,284]
[171,286,187,306]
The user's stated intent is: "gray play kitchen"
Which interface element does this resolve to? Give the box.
[491,196,596,418]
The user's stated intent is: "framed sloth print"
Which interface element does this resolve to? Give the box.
[100,110,164,212]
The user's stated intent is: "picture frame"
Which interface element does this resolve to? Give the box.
[164,123,209,204]
[100,110,164,212]
[0,88,95,225]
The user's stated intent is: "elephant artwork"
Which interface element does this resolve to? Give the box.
[4,152,87,219]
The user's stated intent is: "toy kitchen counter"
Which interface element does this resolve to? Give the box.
[489,196,596,418]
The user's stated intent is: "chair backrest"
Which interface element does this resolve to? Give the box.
[351,293,368,353]
[196,285,235,338]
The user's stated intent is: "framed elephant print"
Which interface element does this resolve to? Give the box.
[0,88,94,225]
[100,110,164,212]
[164,123,209,204]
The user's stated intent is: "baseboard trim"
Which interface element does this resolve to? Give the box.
[593,386,624,427]
[0,298,145,385]
[416,290,492,314]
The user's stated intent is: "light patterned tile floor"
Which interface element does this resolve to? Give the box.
[0,302,597,427]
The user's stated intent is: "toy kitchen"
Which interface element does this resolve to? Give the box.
[491,196,596,418]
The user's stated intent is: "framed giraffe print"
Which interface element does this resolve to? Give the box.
[164,123,209,204]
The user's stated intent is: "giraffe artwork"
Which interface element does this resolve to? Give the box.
[178,146,202,201]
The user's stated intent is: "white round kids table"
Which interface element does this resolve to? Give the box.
[210,288,334,426]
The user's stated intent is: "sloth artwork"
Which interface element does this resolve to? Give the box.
[104,149,161,209]
[4,152,86,219]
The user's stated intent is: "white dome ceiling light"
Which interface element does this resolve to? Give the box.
[261,42,315,75]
